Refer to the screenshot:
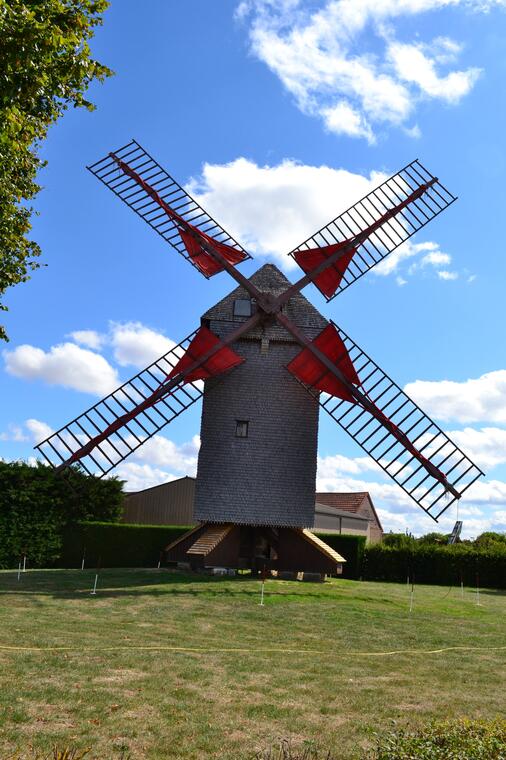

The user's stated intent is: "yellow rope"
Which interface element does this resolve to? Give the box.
[0,643,504,657]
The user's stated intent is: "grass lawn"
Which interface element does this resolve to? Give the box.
[0,569,504,759]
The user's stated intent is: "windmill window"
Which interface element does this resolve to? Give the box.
[235,420,249,438]
[233,299,252,317]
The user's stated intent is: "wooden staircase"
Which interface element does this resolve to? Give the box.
[299,529,346,565]
[187,523,233,557]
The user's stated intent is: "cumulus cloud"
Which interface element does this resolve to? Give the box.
[0,424,27,442]
[237,0,489,141]
[25,419,54,443]
[111,435,200,490]
[68,330,105,350]
[3,342,119,396]
[189,158,388,264]
[129,434,200,474]
[374,239,467,284]
[111,463,182,492]
[405,369,506,424]
[110,321,176,368]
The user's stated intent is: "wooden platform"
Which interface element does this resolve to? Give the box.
[166,523,345,575]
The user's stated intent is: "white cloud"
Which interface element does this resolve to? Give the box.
[373,239,470,284]
[388,40,480,102]
[3,342,119,396]
[129,434,200,474]
[25,419,54,443]
[189,157,388,264]
[68,330,105,350]
[110,321,176,368]
[405,369,506,424]
[0,424,28,442]
[421,250,451,267]
[112,435,200,491]
[111,463,182,492]
[238,0,491,141]
[437,269,458,280]
[443,427,506,470]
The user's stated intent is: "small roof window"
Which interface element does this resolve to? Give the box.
[233,298,252,317]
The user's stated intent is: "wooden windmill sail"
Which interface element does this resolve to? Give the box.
[35,140,484,572]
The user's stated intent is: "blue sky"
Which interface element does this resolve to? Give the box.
[2,0,506,537]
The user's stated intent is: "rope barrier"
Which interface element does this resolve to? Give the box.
[0,643,504,657]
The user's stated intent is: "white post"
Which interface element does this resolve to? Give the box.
[81,556,85,571]
[22,555,26,573]
[259,580,265,606]
[90,573,98,595]
[476,573,481,607]
[409,588,414,613]
[17,562,21,581]
[461,581,464,600]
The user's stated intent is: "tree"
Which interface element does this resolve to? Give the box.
[0,0,112,341]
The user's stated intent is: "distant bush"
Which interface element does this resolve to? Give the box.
[60,521,192,568]
[382,532,416,549]
[362,543,506,589]
[365,718,506,759]
[474,531,506,549]
[416,531,448,545]
[314,533,366,579]
[0,461,123,569]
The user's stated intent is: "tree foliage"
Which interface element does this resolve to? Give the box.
[0,460,123,567]
[0,0,112,341]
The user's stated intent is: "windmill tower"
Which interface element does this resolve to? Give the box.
[35,140,484,575]
[195,264,326,529]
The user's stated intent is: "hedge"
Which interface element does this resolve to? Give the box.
[0,461,123,569]
[313,533,366,579]
[59,522,366,573]
[60,521,192,568]
[363,543,506,589]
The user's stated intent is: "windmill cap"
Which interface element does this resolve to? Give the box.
[202,262,328,336]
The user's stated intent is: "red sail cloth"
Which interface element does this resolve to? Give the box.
[167,326,244,383]
[287,324,359,402]
[179,228,247,277]
[293,241,357,299]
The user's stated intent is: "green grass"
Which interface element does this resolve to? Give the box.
[0,569,504,759]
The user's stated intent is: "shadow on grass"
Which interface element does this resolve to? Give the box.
[0,568,349,602]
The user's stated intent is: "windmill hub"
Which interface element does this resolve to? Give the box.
[35,141,484,576]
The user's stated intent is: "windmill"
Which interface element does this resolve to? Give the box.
[35,140,484,574]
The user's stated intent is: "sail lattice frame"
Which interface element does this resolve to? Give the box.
[35,330,205,477]
[293,321,484,520]
[289,160,457,301]
[87,140,251,276]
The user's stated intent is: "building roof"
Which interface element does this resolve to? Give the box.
[315,492,383,532]
[202,263,328,342]
[315,502,370,523]
[125,475,195,496]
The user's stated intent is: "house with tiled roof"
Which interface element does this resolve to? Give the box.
[314,492,383,543]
